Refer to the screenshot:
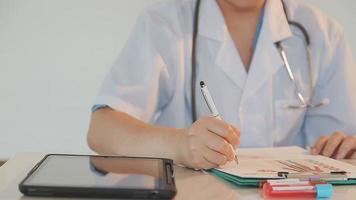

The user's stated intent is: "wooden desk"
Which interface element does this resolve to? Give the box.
[1,152,356,200]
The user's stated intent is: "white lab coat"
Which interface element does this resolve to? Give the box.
[95,0,356,147]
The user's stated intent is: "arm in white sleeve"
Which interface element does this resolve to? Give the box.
[94,10,177,123]
[303,28,356,146]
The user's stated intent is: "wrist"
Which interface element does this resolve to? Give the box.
[172,128,189,166]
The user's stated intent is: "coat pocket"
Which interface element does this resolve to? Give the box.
[274,100,307,144]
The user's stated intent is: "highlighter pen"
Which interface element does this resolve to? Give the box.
[200,81,239,165]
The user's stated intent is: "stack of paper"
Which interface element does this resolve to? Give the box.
[210,146,356,186]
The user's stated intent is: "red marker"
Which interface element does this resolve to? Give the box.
[262,179,333,198]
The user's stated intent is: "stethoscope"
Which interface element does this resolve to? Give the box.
[191,0,329,122]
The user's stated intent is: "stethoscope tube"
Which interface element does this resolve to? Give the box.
[191,0,201,123]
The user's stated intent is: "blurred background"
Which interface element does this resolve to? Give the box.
[0,0,355,161]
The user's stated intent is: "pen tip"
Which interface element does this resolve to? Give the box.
[200,81,205,87]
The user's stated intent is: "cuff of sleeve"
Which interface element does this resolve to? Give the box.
[91,104,110,113]
[93,96,146,121]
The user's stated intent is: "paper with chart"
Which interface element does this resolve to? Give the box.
[215,146,356,179]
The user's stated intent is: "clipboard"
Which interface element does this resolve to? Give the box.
[208,147,356,187]
[210,169,356,187]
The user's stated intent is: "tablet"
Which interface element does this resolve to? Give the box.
[19,154,176,199]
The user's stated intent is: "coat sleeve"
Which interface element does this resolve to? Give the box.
[94,9,177,123]
[303,27,356,146]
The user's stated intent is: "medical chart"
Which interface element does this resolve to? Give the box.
[216,147,356,179]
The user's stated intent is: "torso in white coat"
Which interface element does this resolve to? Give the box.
[95,0,356,148]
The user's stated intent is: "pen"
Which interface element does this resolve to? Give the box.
[200,81,239,165]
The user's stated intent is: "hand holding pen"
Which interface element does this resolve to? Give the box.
[177,81,240,170]
[200,81,239,165]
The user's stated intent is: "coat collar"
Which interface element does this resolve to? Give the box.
[198,0,226,42]
[242,0,294,100]
[198,0,293,94]
[198,0,292,43]
[263,0,293,43]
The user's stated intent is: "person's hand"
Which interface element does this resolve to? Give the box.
[311,132,356,159]
[178,116,240,170]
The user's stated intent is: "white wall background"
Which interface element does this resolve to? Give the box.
[0,0,355,159]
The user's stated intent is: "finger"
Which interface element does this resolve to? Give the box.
[230,126,241,146]
[203,117,239,145]
[322,132,345,157]
[230,125,241,137]
[189,154,217,170]
[350,151,356,159]
[311,136,329,155]
[201,157,219,170]
[336,136,356,159]
[204,133,234,160]
[203,148,228,166]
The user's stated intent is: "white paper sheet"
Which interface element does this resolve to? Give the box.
[236,146,307,160]
[216,146,356,179]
